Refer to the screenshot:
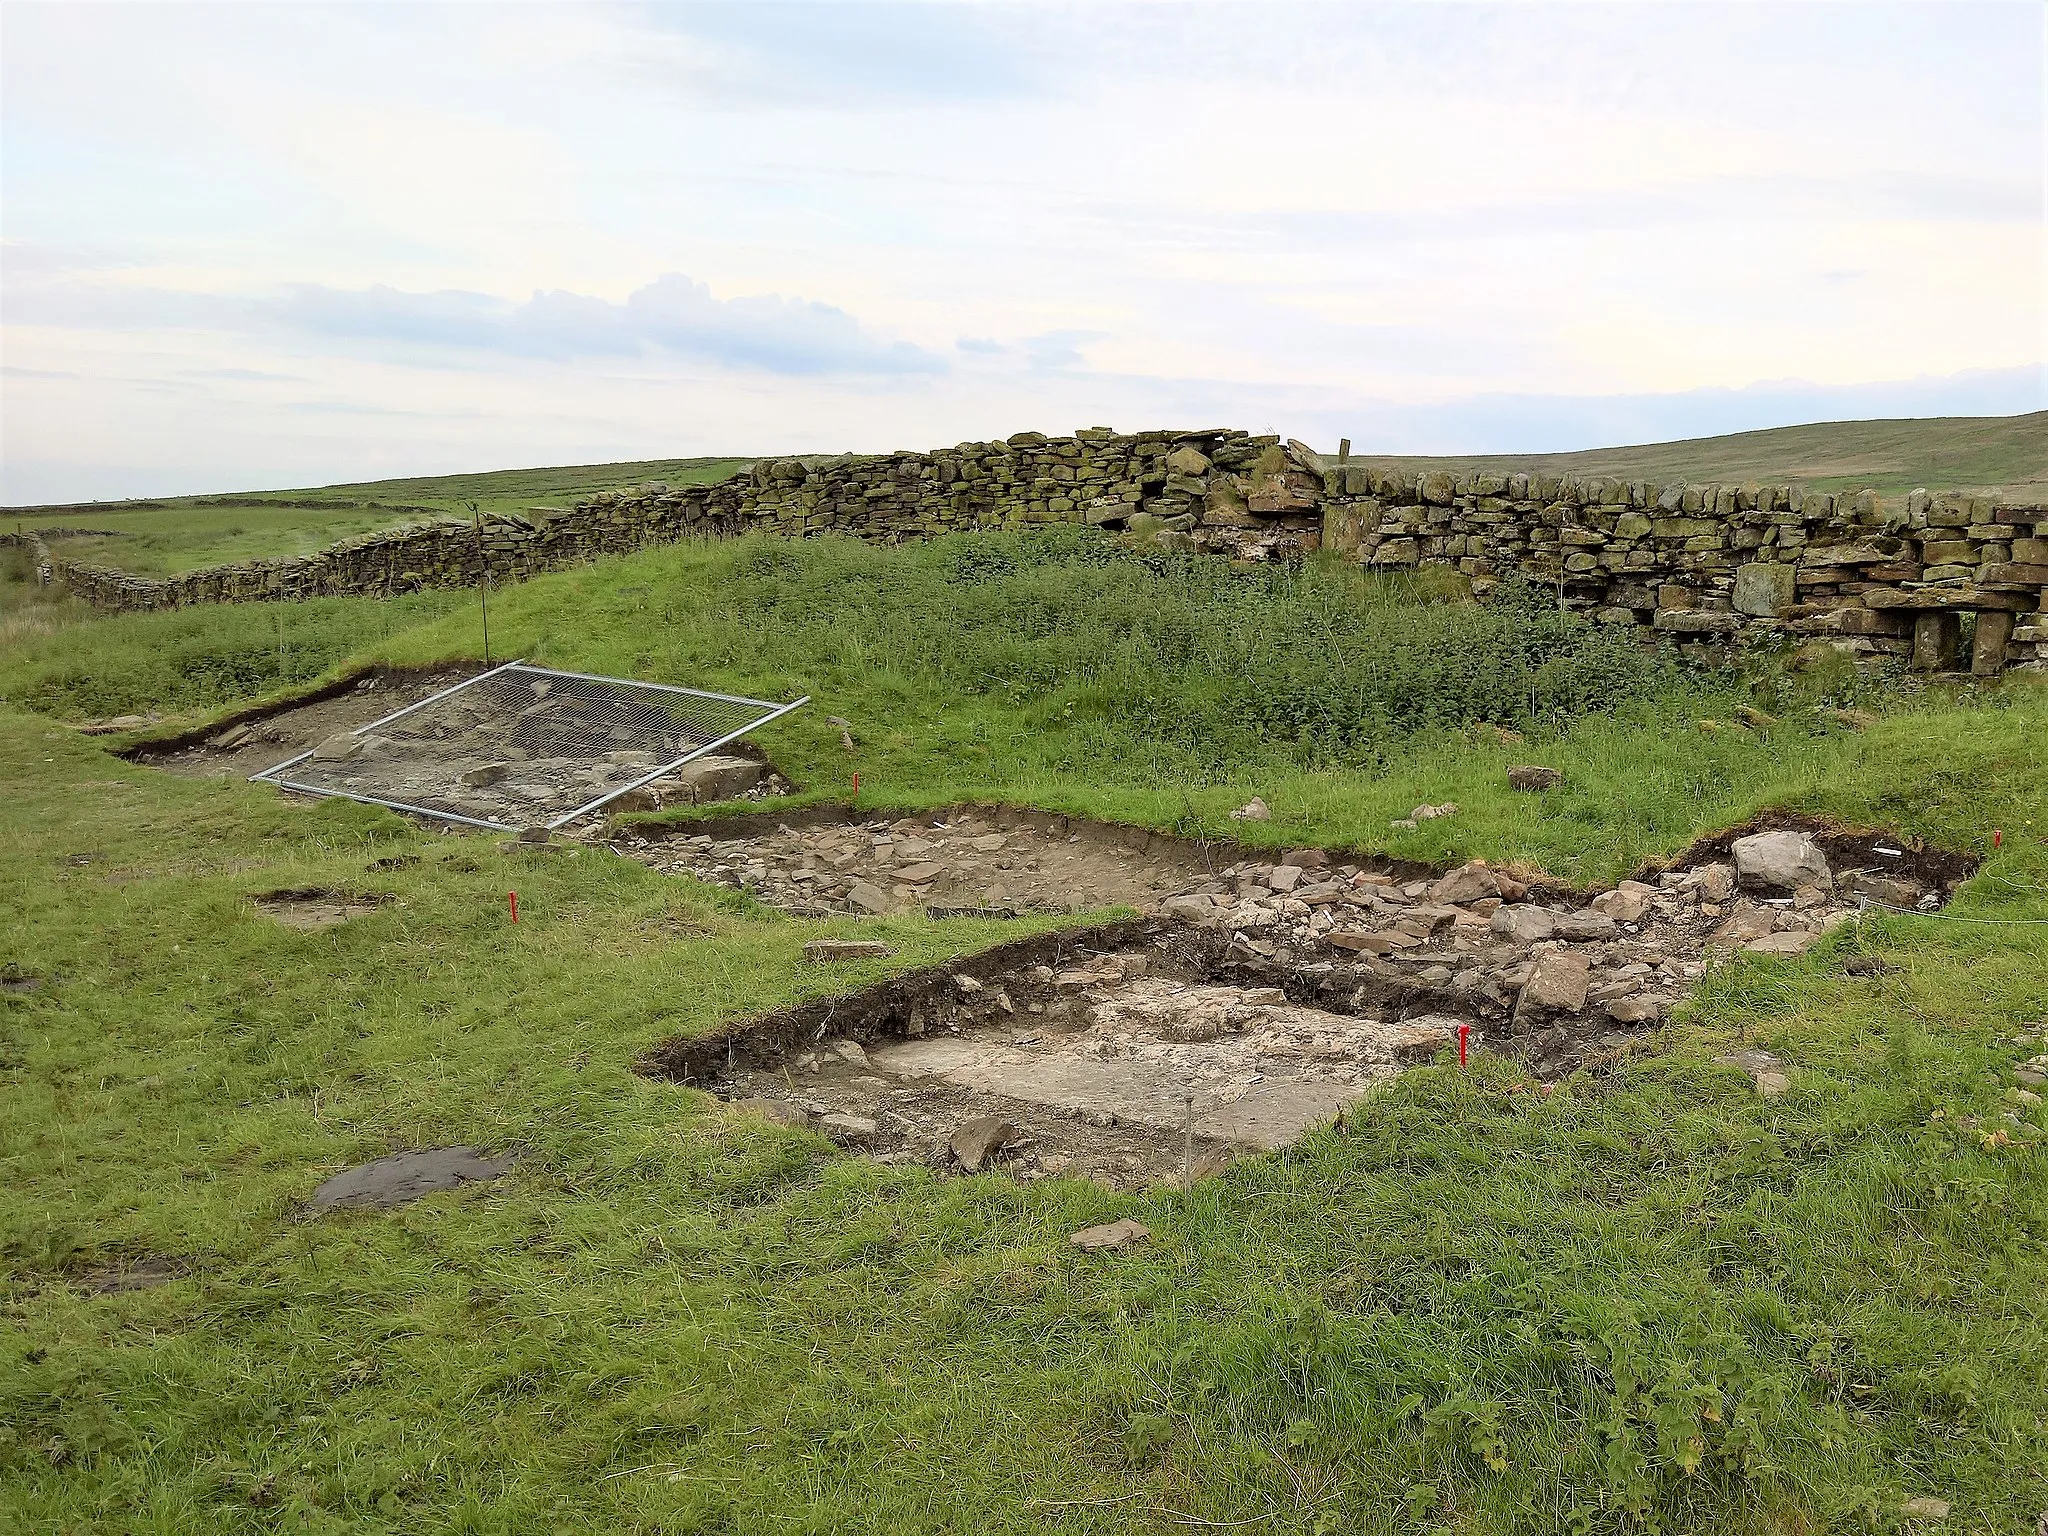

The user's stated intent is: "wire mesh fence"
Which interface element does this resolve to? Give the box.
[251,661,806,831]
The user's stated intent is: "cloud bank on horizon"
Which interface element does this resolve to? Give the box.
[2,0,2042,504]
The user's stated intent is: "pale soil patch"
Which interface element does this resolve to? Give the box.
[252,888,393,931]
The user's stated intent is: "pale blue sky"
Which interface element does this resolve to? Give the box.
[3,0,2042,503]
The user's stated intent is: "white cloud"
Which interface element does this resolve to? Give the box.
[1,0,2041,502]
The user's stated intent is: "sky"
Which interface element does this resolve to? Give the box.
[2,0,2043,505]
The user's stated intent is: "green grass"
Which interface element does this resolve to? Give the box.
[8,458,750,575]
[1341,410,2048,501]
[2,534,2045,1532]
[355,529,1965,885]
[0,580,461,724]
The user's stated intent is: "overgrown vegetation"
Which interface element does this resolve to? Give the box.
[1,530,2043,1532]
[711,534,1703,773]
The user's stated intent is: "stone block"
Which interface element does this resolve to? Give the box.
[1653,610,1741,636]
[1972,609,2015,675]
[1911,611,1962,671]
[1371,537,1419,567]
[1322,502,1366,559]
[804,940,894,962]
[1733,561,1797,617]
[1978,562,2048,588]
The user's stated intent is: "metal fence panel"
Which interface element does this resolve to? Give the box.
[251,662,806,831]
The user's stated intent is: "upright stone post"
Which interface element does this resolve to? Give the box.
[1911,611,1961,672]
[1970,609,2014,676]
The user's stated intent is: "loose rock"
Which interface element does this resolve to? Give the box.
[308,1147,515,1213]
[1732,831,1832,892]
[1514,950,1590,1024]
[1717,1048,1790,1097]
[1070,1218,1150,1252]
[1507,765,1563,791]
[819,1112,881,1144]
[1492,904,1557,944]
[950,1115,1020,1172]
[804,939,895,962]
[1429,862,1501,904]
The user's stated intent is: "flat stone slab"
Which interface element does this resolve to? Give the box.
[874,1036,1389,1151]
[308,1147,516,1212]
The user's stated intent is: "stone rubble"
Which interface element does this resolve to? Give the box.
[638,813,1945,1077]
[619,808,1205,919]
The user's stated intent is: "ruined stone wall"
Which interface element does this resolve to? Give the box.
[11,426,2043,673]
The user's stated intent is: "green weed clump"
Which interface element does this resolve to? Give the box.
[706,533,1702,773]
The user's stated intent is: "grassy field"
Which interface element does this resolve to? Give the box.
[1341,411,2048,502]
[6,458,750,575]
[2,532,2045,1532]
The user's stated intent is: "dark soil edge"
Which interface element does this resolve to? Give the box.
[117,664,438,759]
[640,917,1483,1088]
[1629,809,1979,890]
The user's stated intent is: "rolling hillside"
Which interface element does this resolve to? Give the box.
[1338,411,2048,501]
[9,411,2043,576]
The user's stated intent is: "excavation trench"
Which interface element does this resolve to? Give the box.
[642,816,1970,1188]
[126,664,791,815]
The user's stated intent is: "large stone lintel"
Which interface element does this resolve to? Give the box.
[1861,586,2039,612]
[1977,562,2048,589]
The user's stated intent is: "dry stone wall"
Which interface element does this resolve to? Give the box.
[11,426,2044,673]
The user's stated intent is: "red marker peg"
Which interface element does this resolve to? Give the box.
[852,772,860,798]
[508,890,519,923]
[1993,828,2003,848]
[1457,1022,1471,1068]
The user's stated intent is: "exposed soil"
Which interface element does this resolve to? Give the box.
[133,664,792,827]
[1641,809,1983,891]
[610,803,1444,919]
[252,888,394,931]
[645,818,1969,1188]
[306,1147,517,1212]
[135,667,477,781]
[70,1254,186,1294]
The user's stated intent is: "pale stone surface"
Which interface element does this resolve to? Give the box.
[1070,1219,1150,1252]
[803,939,894,962]
[1732,831,1832,892]
[1492,904,1558,944]
[1733,561,1798,616]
